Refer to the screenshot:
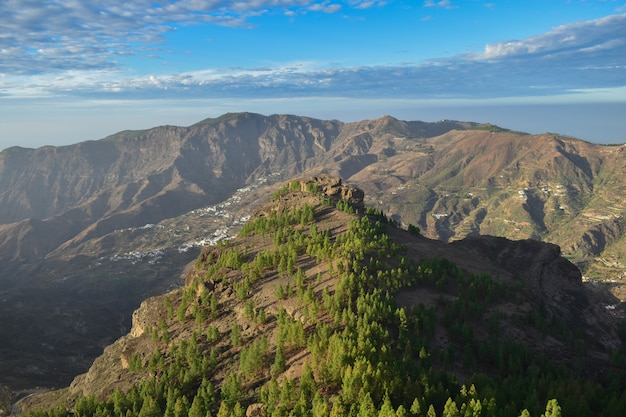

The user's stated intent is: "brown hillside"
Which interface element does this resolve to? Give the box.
[1,113,626,393]
[17,177,623,416]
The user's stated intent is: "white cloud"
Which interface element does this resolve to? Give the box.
[351,1,387,8]
[1,5,625,103]
[0,0,380,75]
[424,0,455,9]
[323,3,343,13]
[475,13,626,60]
[308,2,342,12]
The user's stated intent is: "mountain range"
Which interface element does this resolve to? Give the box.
[0,112,625,398]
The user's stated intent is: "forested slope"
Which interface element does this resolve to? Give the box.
[20,177,626,417]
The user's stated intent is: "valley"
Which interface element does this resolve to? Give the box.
[0,113,625,414]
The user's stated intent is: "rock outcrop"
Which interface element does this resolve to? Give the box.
[299,175,364,207]
[452,235,621,353]
[252,175,364,220]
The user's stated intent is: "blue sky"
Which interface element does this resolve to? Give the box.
[1,1,625,149]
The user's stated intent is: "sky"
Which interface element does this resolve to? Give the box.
[1,1,625,150]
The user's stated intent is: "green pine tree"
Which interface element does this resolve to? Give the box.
[542,399,562,417]
[137,397,161,417]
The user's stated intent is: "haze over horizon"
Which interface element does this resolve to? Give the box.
[1,0,625,150]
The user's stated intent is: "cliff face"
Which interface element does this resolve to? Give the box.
[452,236,620,353]
[69,294,171,399]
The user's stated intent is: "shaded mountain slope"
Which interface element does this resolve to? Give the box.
[0,114,341,261]
[18,177,625,417]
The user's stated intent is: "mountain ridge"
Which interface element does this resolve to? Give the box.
[1,112,625,393]
[15,176,625,417]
